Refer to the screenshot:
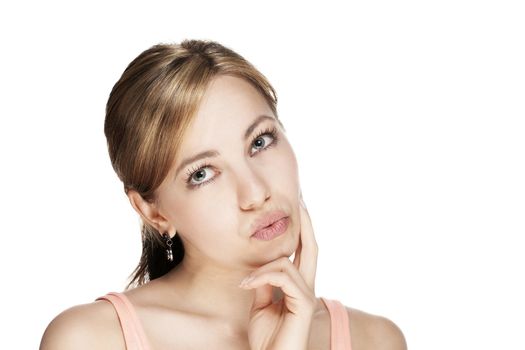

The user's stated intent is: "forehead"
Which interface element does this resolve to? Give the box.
[180,75,275,150]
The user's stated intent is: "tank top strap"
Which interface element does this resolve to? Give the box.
[320,297,353,350]
[95,292,152,350]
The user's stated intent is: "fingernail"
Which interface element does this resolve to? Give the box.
[239,275,255,287]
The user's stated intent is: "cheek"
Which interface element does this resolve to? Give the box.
[170,196,238,242]
[272,142,299,193]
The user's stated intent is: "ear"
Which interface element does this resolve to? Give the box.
[126,189,174,235]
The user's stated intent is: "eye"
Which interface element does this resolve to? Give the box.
[249,126,279,156]
[184,126,280,189]
[184,162,217,188]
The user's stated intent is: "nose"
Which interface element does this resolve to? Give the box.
[236,162,271,210]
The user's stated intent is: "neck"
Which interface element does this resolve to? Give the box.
[159,254,284,329]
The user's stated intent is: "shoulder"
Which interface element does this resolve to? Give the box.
[40,299,125,350]
[346,306,407,350]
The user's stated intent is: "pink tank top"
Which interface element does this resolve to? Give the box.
[96,292,352,350]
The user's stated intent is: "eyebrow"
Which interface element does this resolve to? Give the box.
[174,114,276,179]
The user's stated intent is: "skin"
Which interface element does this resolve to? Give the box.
[40,75,407,350]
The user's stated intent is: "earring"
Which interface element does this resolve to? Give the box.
[162,232,174,262]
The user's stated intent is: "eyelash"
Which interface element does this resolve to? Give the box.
[184,126,280,189]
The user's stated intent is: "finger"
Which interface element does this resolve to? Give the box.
[292,235,302,269]
[298,198,318,290]
[251,282,274,312]
[240,257,308,307]
[292,189,305,269]
[240,271,315,314]
[243,256,304,289]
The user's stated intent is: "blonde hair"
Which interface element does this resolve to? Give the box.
[104,39,281,289]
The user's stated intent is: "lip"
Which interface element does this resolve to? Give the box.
[250,210,288,237]
[251,217,290,241]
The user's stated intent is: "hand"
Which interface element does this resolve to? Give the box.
[239,194,319,350]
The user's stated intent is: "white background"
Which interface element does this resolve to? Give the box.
[1,1,524,349]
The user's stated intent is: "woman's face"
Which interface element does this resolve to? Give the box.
[155,74,301,269]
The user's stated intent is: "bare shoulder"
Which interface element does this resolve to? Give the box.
[346,306,407,350]
[40,300,125,350]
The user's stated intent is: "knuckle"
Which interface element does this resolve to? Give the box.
[278,256,293,268]
[278,256,290,264]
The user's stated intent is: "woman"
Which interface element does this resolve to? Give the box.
[40,39,407,350]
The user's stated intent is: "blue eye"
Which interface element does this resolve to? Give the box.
[184,126,280,189]
[185,164,216,188]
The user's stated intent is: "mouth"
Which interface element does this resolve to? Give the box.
[251,216,290,241]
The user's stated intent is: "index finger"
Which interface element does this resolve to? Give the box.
[295,197,318,290]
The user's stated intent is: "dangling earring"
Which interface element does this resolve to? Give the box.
[162,232,174,262]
